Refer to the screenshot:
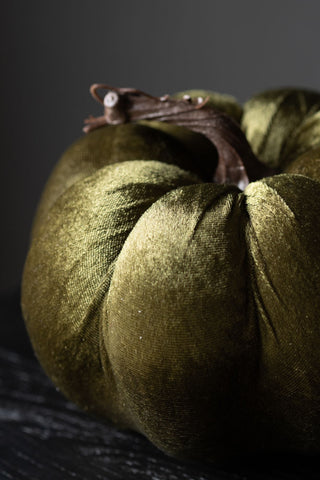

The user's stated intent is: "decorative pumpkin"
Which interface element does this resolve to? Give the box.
[21,84,320,463]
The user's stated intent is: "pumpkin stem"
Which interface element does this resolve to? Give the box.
[83,84,276,189]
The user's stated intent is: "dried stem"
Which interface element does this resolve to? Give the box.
[83,84,275,188]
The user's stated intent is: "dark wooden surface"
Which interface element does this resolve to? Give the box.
[1,288,320,479]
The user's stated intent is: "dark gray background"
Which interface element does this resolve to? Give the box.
[1,0,320,292]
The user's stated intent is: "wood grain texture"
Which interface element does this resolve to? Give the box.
[1,288,320,479]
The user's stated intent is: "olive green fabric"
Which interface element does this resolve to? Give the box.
[21,88,320,463]
[241,88,320,169]
[30,122,216,239]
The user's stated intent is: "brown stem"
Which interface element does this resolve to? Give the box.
[83,84,276,189]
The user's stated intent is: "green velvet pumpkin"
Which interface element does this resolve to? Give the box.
[21,87,320,463]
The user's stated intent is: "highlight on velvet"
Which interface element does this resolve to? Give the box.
[21,83,320,463]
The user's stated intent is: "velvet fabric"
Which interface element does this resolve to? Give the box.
[21,88,320,462]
